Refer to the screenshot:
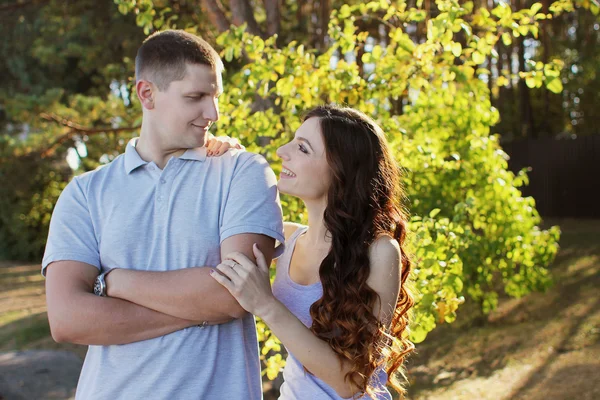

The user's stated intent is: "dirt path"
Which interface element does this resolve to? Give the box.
[0,350,82,400]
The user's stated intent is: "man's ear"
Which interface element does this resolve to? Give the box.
[136,79,155,110]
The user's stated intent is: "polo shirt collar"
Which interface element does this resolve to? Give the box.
[124,138,148,174]
[124,138,208,174]
[179,147,207,162]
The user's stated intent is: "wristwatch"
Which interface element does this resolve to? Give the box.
[94,269,115,297]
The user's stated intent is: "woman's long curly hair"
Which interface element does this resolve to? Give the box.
[304,105,414,398]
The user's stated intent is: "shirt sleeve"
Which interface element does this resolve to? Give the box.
[41,176,100,276]
[220,153,285,253]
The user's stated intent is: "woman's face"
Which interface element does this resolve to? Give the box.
[276,117,332,201]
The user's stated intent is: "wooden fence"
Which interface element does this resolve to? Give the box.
[503,135,600,218]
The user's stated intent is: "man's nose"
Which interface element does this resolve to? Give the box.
[203,98,219,122]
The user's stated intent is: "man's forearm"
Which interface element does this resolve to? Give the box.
[107,234,277,322]
[107,267,247,321]
[49,292,200,346]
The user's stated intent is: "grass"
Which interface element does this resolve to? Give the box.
[0,262,87,358]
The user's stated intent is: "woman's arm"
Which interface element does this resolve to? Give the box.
[210,238,401,398]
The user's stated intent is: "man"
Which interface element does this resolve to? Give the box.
[43,30,284,399]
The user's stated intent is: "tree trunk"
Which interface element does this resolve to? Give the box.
[200,0,231,33]
[515,0,535,138]
[318,0,330,51]
[540,0,552,136]
[230,0,265,38]
[263,0,280,38]
[508,42,518,136]
[518,36,535,138]
[488,54,494,109]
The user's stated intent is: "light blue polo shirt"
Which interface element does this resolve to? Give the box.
[42,138,285,400]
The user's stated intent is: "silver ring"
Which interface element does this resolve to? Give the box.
[198,321,208,329]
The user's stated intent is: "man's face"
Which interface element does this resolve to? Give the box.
[151,63,222,149]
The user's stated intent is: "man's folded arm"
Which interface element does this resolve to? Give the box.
[45,260,208,346]
[106,233,276,321]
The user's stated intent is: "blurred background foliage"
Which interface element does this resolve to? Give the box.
[1,0,598,386]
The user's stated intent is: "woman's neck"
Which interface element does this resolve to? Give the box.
[303,198,331,249]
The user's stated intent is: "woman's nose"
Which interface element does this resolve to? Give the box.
[276,144,290,161]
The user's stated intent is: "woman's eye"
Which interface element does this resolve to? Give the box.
[298,144,308,154]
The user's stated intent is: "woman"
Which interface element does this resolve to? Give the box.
[210,105,414,399]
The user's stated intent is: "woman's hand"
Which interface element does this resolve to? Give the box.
[206,135,245,156]
[210,244,276,318]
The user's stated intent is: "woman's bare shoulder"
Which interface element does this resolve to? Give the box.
[368,235,402,286]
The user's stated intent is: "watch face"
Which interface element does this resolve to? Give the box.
[94,277,102,296]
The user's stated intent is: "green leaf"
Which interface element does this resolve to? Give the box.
[491,3,510,19]
[496,76,509,87]
[472,50,485,64]
[410,325,429,344]
[544,64,560,78]
[451,42,462,57]
[429,208,441,218]
[461,22,472,37]
[518,25,529,36]
[530,2,543,14]
[372,45,383,59]
[225,47,234,62]
[546,77,563,93]
[340,4,351,18]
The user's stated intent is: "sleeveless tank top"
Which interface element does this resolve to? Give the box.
[272,225,391,400]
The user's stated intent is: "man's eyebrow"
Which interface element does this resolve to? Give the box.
[296,136,314,151]
[183,89,223,97]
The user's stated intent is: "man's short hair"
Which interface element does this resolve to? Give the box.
[135,30,224,91]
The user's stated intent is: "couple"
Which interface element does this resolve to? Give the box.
[43,30,413,400]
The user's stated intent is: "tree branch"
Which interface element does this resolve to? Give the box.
[36,113,139,158]
[0,0,49,13]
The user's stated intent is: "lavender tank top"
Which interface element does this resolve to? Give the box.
[272,225,391,400]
